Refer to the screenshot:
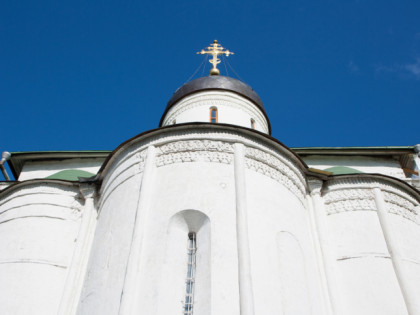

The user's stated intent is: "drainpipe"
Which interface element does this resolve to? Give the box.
[0,151,11,181]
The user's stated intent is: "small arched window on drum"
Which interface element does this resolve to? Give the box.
[251,118,256,129]
[210,107,218,123]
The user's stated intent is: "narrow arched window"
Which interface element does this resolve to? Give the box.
[251,118,256,129]
[183,232,196,314]
[210,107,218,123]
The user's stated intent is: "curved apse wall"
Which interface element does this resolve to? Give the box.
[157,210,211,315]
[323,178,420,314]
[277,231,311,315]
[0,183,82,314]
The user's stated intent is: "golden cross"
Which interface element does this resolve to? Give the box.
[197,40,234,76]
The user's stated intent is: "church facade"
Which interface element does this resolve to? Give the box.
[0,49,420,314]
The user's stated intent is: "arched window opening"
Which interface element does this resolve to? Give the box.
[172,119,176,125]
[210,107,218,123]
[160,210,210,314]
[251,118,256,129]
[183,232,197,315]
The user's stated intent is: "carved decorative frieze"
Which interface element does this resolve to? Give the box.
[245,147,305,181]
[326,178,419,203]
[325,177,419,214]
[386,203,418,223]
[158,139,234,154]
[156,140,234,167]
[103,128,309,204]
[245,158,305,204]
[323,186,419,224]
[383,191,416,210]
[324,188,376,215]
[244,147,306,204]
[117,129,287,166]
[326,198,377,215]
[383,191,418,224]
[324,188,375,204]
[136,150,147,173]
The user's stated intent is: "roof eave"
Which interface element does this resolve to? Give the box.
[7,151,110,180]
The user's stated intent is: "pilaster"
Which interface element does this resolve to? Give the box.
[234,143,255,315]
[307,178,343,315]
[59,183,98,315]
[373,187,420,315]
[119,145,156,314]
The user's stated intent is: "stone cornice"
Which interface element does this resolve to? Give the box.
[97,124,309,184]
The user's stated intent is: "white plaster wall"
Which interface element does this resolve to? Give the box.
[77,149,145,315]
[151,162,237,315]
[161,91,269,134]
[0,183,82,314]
[386,194,420,312]
[77,129,327,315]
[246,171,326,315]
[79,151,239,314]
[322,182,420,315]
[328,210,406,314]
[19,158,105,181]
[302,155,406,179]
[76,127,420,315]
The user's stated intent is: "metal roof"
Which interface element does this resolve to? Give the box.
[291,146,415,155]
[7,151,110,180]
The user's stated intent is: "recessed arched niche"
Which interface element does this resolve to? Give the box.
[276,231,312,315]
[158,210,211,315]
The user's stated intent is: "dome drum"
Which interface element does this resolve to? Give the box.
[160,76,271,134]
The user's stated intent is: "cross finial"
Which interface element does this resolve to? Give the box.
[197,40,234,76]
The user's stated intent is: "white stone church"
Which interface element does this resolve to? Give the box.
[0,42,420,315]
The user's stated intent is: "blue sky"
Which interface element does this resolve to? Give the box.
[1,0,419,155]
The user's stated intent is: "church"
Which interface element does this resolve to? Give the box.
[0,41,419,315]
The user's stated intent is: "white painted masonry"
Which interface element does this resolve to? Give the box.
[0,182,83,314]
[0,75,419,315]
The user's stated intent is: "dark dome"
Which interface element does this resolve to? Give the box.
[160,76,270,133]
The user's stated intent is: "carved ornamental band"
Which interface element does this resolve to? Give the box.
[156,140,234,166]
[324,187,419,224]
[244,147,306,204]
[383,191,418,224]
